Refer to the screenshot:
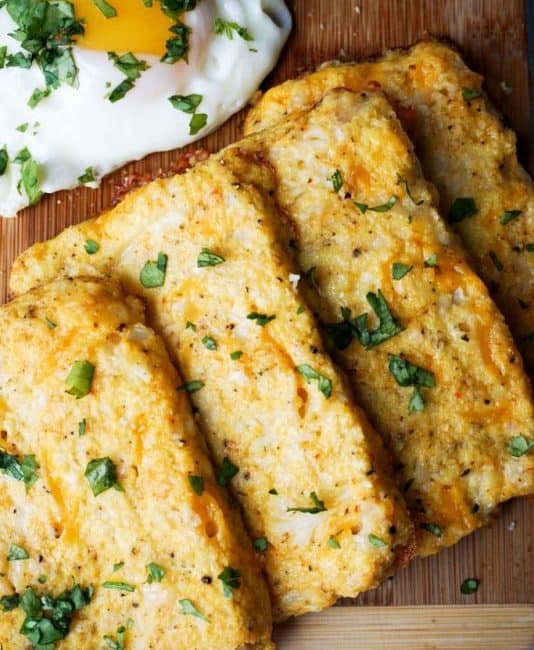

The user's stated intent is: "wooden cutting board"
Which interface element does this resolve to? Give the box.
[1,1,533,646]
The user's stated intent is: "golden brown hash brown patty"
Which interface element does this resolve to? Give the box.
[9,162,412,621]
[0,277,272,649]
[244,40,534,373]
[228,88,534,556]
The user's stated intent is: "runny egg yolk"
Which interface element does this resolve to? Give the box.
[71,0,175,56]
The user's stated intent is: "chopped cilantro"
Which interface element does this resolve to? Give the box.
[112,562,124,572]
[460,577,480,594]
[18,584,92,648]
[16,150,43,206]
[103,618,133,649]
[253,537,268,553]
[217,457,239,487]
[287,491,327,514]
[146,562,165,584]
[179,598,208,621]
[462,87,482,101]
[65,360,95,398]
[0,449,39,489]
[448,197,477,222]
[161,20,191,64]
[500,209,522,225]
[102,581,135,592]
[28,86,51,108]
[327,536,340,549]
[424,254,438,267]
[140,252,168,288]
[398,175,424,205]
[107,51,148,102]
[408,387,426,412]
[93,0,117,18]
[368,534,387,548]
[214,17,253,41]
[268,488,278,495]
[79,167,96,185]
[201,335,217,350]
[354,196,397,213]
[186,320,197,331]
[178,380,204,393]
[392,263,412,280]
[419,522,443,537]
[84,238,99,254]
[331,169,343,192]
[0,147,8,176]
[8,543,29,561]
[247,312,276,327]
[507,435,533,457]
[296,364,332,398]
[16,122,29,133]
[108,78,134,102]
[45,316,57,329]
[188,112,208,135]
[188,475,204,495]
[85,457,122,496]
[489,250,503,271]
[0,594,20,611]
[197,248,225,267]
[389,355,436,412]
[230,350,243,360]
[168,93,203,113]
[217,566,241,598]
[0,45,6,68]
[78,418,86,436]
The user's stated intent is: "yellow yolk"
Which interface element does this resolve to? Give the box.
[72,0,174,56]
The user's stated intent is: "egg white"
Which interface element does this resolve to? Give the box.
[0,0,291,217]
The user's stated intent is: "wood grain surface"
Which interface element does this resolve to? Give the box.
[0,0,532,614]
[275,605,534,649]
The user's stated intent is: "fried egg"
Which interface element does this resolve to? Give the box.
[0,0,291,217]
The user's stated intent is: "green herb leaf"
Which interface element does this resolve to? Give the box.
[500,209,522,225]
[161,20,191,64]
[424,254,438,267]
[0,45,6,68]
[419,522,443,537]
[230,350,243,360]
[268,488,278,495]
[247,312,276,327]
[8,543,29,561]
[188,475,204,495]
[103,618,133,650]
[287,491,327,514]
[217,566,241,598]
[102,581,135,592]
[296,364,332,398]
[178,380,204,393]
[179,598,208,621]
[28,86,51,108]
[408,387,426,412]
[389,355,436,388]
[79,167,96,185]
[331,169,343,193]
[168,93,203,113]
[140,252,168,288]
[186,320,197,331]
[217,457,239,487]
[214,17,253,41]
[85,457,121,496]
[327,535,340,549]
[368,534,387,548]
[93,0,117,18]
[45,316,57,329]
[84,238,99,254]
[462,87,482,101]
[448,197,477,222]
[19,152,43,206]
[189,112,208,135]
[202,335,217,350]
[0,147,8,176]
[108,51,148,80]
[354,196,397,213]
[146,562,165,584]
[66,360,95,398]
[253,537,268,552]
[398,175,424,205]
[507,435,533,457]
[112,562,124,572]
[0,449,39,489]
[18,584,93,648]
[460,577,480,594]
[78,418,86,436]
[392,263,412,280]
[197,248,225,267]
[489,250,503,271]
[0,594,20,611]
[16,122,29,133]
[108,78,135,102]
